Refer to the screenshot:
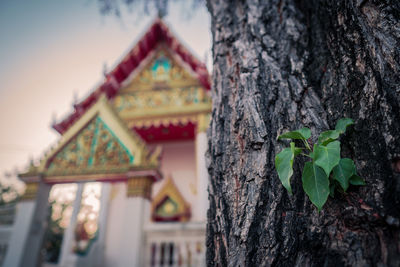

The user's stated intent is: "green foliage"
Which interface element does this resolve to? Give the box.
[332,158,356,191]
[278,127,311,141]
[275,118,365,211]
[302,162,329,211]
[349,174,366,186]
[317,130,340,145]
[275,142,301,195]
[314,141,341,176]
[335,118,354,133]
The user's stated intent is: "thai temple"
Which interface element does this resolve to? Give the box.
[0,18,211,267]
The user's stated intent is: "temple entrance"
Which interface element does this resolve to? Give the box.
[42,183,103,266]
[42,183,77,264]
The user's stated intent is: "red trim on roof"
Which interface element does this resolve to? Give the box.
[134,122,195,143]
[52,18,210,135]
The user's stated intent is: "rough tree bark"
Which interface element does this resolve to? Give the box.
[206,0,400,266]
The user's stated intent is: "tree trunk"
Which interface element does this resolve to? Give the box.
[205,0,400,266]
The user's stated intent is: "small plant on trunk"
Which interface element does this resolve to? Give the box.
[275,118,365,211]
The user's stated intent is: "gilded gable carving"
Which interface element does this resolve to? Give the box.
[121,49,199,92]
[47,117,134,173]
[113,86,210,114]
[112,47,211,126]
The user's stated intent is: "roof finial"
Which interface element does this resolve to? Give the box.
[157,2,167,19]
[158,9,165,19]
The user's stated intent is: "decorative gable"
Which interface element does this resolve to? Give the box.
[151,177,191,222]
[19,95,163,182]
[47,116,134,174]
[112,47,211,129]
[120,48,199,92]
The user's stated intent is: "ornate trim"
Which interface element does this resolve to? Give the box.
[127,176,153,199]
[115,88,211,121]
[127,114,198,128]
[151,177,191,222]
[21,182,39,201]
[196,113,211,133]
[119,48,200,92]
[41,168,162,184]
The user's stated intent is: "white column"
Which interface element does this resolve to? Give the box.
[118,196,150,267]
[195,130,209,222]
[92,182,111,267]
[3,201,35,267]
[59,183,84,267]
[17,182,51,267]
[104,183,125,267]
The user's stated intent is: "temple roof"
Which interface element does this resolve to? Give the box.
[53,18,211,135]
[20,96,162,183]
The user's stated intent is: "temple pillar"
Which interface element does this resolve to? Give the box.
[195,113,210,221]
[118,176,152,267]
[91,182,111,267]
[5,180,51,267]
[3,181,40,267]
[59,183,84,267]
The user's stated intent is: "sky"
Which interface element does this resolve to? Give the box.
[0,0,211,189]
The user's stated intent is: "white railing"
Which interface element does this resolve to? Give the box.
[144,222,206,267]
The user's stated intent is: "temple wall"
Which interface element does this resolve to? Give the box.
[104,182,127,267]
[150,140,198,221]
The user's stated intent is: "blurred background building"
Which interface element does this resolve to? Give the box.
[0,17,211,267]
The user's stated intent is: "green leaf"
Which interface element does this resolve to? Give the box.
[335,118,354,133]
[349,174,366,186]
[309,144,317,159]
[318,130,341,146]
[290,142,302,157]
[275,147,295,195]
[278,127,311,141]
[302,162,330,211]
[332,158,356,191]
[314,141,341,176]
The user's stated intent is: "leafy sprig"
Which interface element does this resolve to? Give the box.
[275,118,365,211]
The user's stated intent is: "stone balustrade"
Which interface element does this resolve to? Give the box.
[144,222,206,267]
